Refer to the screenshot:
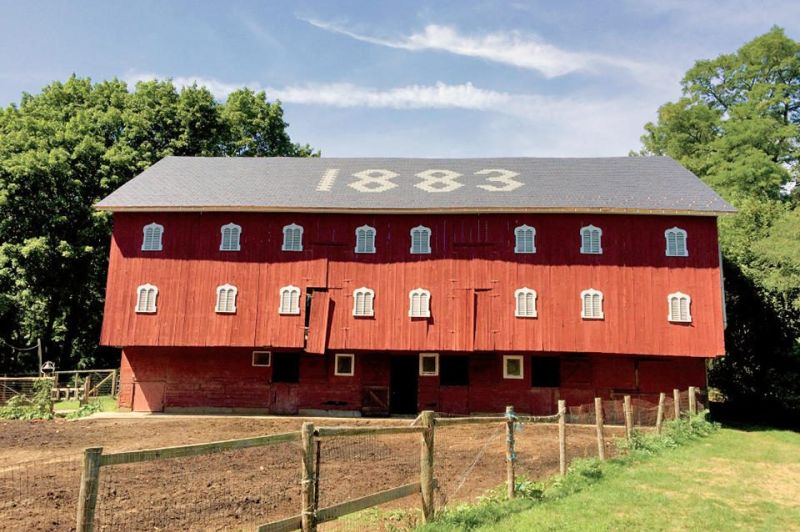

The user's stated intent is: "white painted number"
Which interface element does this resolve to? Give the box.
[348,169,399,193]
[475,169,524,192]
[414,169,464,193]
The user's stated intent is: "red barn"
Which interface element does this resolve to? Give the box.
[96,156,733,415]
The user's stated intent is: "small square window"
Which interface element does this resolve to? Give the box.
[252,351,271,367]
[419,353,439,376]
[335,354,355,376]
[503,355,524,379]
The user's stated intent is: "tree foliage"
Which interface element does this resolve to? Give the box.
[0,76,316,372]
[639,27,800,418]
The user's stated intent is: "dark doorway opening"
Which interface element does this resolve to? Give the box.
[390,356,418,414]
[531,356,560,387]
[272,352,301,383]
[440,356,470,386]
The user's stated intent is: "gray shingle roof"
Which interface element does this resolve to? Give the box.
[95,156,735,215]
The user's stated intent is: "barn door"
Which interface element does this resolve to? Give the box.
[305,289,331,355]
[132,381,165,412]
[473,289,496,351]
[270,353,300,415]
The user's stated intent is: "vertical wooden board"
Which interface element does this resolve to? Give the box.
[306,291,331,354]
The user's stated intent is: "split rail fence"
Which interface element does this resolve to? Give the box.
[64,386,704,532]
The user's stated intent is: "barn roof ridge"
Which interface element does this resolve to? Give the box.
[96,155,736,215]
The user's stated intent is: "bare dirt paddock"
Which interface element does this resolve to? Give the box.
[0,415,625,531]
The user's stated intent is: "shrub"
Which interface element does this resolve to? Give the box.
[0,378,54,420]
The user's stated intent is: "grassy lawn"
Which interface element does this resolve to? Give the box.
[53,395,118,412]
[476,428,800,531]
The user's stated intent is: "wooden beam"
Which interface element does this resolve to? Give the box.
[315,426,424,438]
[558,400,567,476]
[506,405,516,498]
[100,431,300,466]
[256,514,303,532]
[673,388,681,420]
[76,447,103,532]
[420,411,435,522]
[623,395,633,439]
[316,482,422,524]
[301,422,317,532]
[435,416,506,427]
[656,392,666,433]
[594,398,605,460]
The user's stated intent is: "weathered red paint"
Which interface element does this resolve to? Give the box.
[118,348,707,414]
[101,212,725,357]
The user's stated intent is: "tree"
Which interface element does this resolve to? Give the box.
[638,27,800,421]
[0,76,317,372]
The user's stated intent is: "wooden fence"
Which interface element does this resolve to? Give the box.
[74,386,702,532]
[52,369,117,402]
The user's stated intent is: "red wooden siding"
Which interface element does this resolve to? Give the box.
[101,212,725,357]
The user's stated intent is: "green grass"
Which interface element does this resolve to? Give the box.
[423,424,800,531]
[54,395,118,412]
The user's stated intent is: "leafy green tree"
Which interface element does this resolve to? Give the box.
[639,27,800,420]
[0,76,316,372]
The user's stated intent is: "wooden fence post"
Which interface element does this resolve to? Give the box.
[80,376,91,406]
[420,411,435,523]
[673,388,681,420]
[76,447,103,532]
[656,392,666,433]
[688,386,697,416]
[594,398,605,460]
[505,405,516,498]
[623,395,633,439]
[558,400,566,476]
[301,422,317,532]
[111,370,117,397]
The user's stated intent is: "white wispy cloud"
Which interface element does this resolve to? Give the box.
[302,18,664,83]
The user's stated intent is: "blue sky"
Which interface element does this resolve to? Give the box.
[1,0,798,157]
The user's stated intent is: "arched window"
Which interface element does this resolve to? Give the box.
[354,225,376,254]
[668,292,692,322]
[665,227,688,257]
[215,284,237,314]
[514,225,536,254]
[135,284,158,313]
[220,223,242,251]
[279,285,301,315]
[514,288,538,318]
[141,223,164,251]
[352,287,375,317]
[282,224,304,252]
[410,226,432,254]
[580,289,604,319]
[408,288,431,318]
[580,225,603,254]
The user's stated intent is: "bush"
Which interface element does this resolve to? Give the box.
[0,378,54,420]
[66,401,102,419]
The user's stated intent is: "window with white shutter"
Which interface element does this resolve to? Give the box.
[514,288,538,318]
[279,285,301,315]
[215,284,237,313]
[514,225,536,254]
[141,223,164,251]
[354,225,376,254]
[580,225,603,254]
[135,284,158,313]
[352,287,375,317]
[580,289,604,319]
[220,223,242,251]
[282,224,304,252]
[665,228,688,257]
[408,288,431,318]
[410,226,432,254]
[667,292,692,322]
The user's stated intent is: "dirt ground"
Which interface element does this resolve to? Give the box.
[0,415,625,531]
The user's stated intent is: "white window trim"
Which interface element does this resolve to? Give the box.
[579,224,603,255]
[281,223,304,252]
[278,285,301,315]
[419,353,439,376]
[352,287,375,317]
[409,225,432,254]
[215,284,238,314]
[252,351,272,367]
[354,225,377,254]
[141,223,164,251]
[664,227,689,257]
[334,353,355,376]
[514,287,538,318]
[135,284,158,313]
[667,292,692,323]
[220,223,242,252]
[408,288,431,318]
[580,288,604,319]
[514,224,537,254]
[503,355,524,379]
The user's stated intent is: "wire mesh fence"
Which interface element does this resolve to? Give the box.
[0,377,53,405]
[52,370,117,401]
[0,456,82,531]
[92,441,302,531]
